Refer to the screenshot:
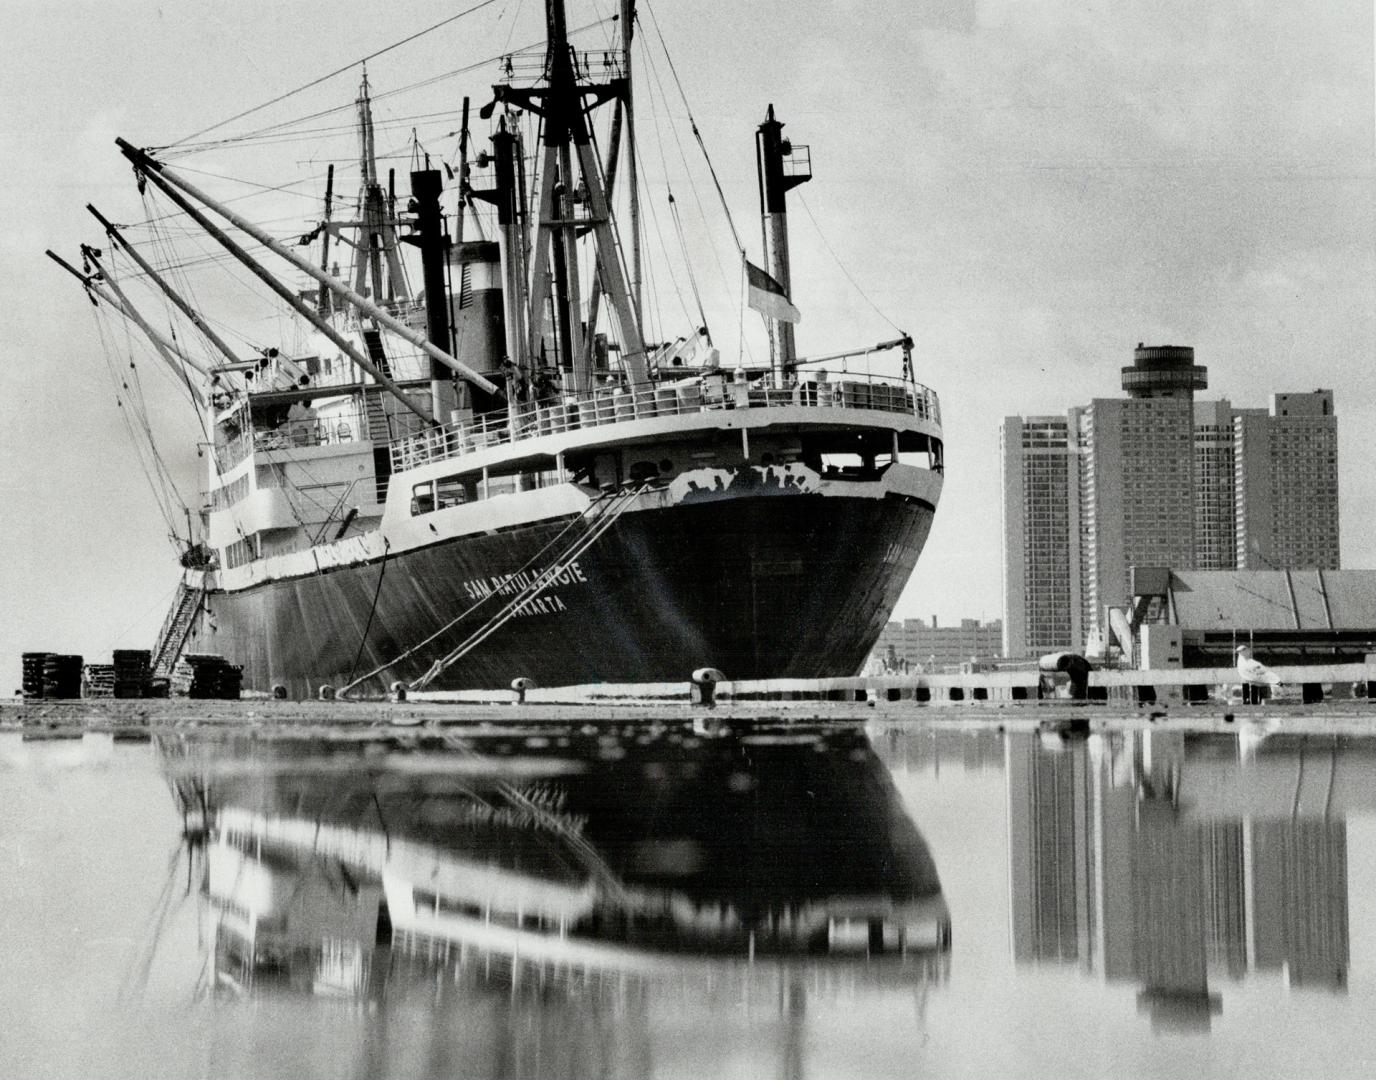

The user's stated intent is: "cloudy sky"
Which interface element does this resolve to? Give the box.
[1,0,1372,682]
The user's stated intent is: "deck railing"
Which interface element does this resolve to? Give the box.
[254,408,369,454]
[390,371,941,473]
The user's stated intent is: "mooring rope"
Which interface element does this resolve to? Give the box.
[407,482,650,692]
[338,484,641,697]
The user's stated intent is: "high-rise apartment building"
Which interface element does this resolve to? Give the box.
[1002,345,1339,658]
[1000,416,1081,659]
[1235,391,1340,570]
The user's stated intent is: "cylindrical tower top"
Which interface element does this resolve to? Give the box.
[1120,342,1207,399]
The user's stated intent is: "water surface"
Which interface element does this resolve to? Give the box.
[1,720,1372,1078]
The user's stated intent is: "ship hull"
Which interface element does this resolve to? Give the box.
[190,488,935,696]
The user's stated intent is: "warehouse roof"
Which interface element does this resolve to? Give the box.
[1164,570,1376,631]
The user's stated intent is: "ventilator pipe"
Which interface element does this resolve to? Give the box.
[1038,652,1091,700]
[511,676,537,704]
[318,685,336,701]
[390,681,408,703]
[690,667,726,707]
[271,684,288,700]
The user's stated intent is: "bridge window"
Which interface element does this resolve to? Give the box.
[411,482,435,516]
[437,475,478,509]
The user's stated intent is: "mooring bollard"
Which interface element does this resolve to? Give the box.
[511,676,536,705]
[271,684,288,701]
[690,667,726,707]
[1038,652,1091,700]
[390,681,408,703]
[318,685,335,701]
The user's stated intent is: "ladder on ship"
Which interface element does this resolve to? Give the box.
[360,327,395,503]
[151,581,206,678]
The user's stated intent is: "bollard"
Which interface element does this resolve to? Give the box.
[271,684,288,701]
[690,667,726,707]
[1038,653,1091,700]
[390,681,408,703]
[318,685,336,701]
[511,676,537,705]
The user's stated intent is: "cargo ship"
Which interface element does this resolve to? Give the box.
[55,0,944,696]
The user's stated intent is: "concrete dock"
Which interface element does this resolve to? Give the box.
[6,693,1376,740]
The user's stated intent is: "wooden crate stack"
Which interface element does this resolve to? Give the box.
[82,664,116,698]
[171,654,243,699]
[41,654,83,699]
[21,652,51,699]
[112,649,152,699]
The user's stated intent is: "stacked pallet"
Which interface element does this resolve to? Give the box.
[21,652,51,699]
[171,654,242,699]
[41,654,83,699]
[82,664,116,698]
[113,649,152,699]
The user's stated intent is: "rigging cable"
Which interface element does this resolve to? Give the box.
[630,136,693,331]
[166,19,611,157]
[88,300,187,546]
[636,30,734,325]
[161,0,504,151]
[408,483,650,691]
[668,193,709,340]
[346,539,392,685]
[640,1,747,256]
[795,191,903,335]
[339,486,625,696]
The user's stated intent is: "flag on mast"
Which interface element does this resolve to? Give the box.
[745,259,801,323]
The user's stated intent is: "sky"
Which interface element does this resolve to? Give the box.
[1,0,1373,685]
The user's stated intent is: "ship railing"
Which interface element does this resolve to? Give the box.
[391,370,941,473]
[213,427,254,472]
[253,409,369,455]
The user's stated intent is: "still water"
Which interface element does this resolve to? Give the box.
[1,719,1373,1078]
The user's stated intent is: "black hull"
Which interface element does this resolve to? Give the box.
[190,491,935,695]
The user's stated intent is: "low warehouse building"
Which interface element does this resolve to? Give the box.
[1128,568,1376,668]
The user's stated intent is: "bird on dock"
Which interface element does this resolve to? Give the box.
[1235,646,1282,703]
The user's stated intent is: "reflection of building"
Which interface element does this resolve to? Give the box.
[1005,732,1350,1032]
[1001,343,1341,657]
[1006,740,1093,964]
[1251,821,1349,988]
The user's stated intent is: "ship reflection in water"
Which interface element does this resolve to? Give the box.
[157,720,950,1072]
[10,721,1376,1077]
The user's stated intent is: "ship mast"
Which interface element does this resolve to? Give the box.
[621,0,641,328]
[354,71,408,305]
[488,0,649,399]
